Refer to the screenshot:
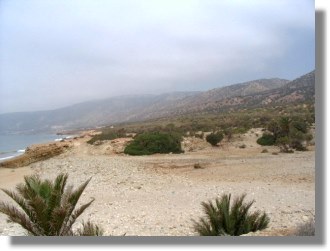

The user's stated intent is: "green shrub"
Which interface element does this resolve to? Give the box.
[124,132,183,155]
[233,127,249,134]
[267,120,282,139]
[192,194,270,236]
[87,133,116,144]
[206,132,224,146]
[87,129,128,145]
[291,120,308,134]
[223,128,233,142]
[257,133,276,146]
[263,117,312,151]
[276,136,294,153]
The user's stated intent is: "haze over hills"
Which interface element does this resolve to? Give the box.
[0,71,315,134]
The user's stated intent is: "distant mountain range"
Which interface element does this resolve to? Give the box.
[0,70,315,134]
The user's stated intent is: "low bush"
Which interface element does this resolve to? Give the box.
[291,119,309,134]
[261,117,313,151]
[257,133,276,146]
[232,127,249,134]
[124,132,183,155]
[276,136,294,153]
[87,130,128,145]
[206,132,224,146]
[223,128,233,142]
[87,133,116,145]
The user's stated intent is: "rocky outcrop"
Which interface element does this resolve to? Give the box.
[0,142,72,168]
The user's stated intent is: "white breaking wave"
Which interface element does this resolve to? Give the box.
[0,149,25,162]
[54,135,74,142]
[0,155,16,161]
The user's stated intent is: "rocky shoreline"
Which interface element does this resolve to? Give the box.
[0,141,72,168]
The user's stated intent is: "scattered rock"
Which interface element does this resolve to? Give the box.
[193,163,203,169]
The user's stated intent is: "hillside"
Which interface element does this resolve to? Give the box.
[167,71,314,115]
[0,92,199,134]
[0,71,314,134]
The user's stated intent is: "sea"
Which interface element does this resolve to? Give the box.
[0,134,72,162]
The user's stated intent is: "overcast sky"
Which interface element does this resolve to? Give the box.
[0,0,315,114]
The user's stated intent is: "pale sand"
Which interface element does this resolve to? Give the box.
[0,129,315,236]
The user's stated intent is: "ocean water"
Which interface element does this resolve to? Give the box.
[0,134,70,161]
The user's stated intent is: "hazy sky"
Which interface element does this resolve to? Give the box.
[0,0,315,114]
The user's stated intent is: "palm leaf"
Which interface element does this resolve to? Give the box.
[50,206,73,236]
[76,221,104,236]
[0,202,40,235]
[1,188,36,222]
[28,195,50,234]
[46,174,68,221]
[60,177,93,231]
[61,198,95,235]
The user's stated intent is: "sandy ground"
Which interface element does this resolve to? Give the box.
[0,129,315,236]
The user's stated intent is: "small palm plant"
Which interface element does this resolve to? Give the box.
[193,193,269,236]
[0,173,103,236]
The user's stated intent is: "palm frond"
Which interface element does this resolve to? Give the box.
[68,177,92,204]
[62,198,95,235]
[59,177,93,235]
[76,221,104,236]
[50,205,72,236]
[192,217,215,236]
[27,195,49,234]
[46,174,68,221]
[0,202,40,235]
[1,188,35,222]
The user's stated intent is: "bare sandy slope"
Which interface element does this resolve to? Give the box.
[0,129,315,236]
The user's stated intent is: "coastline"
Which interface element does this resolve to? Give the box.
[0,128,315,236]
[0,141,72,168]
[0,133,77,162]
[0,131,90,168]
